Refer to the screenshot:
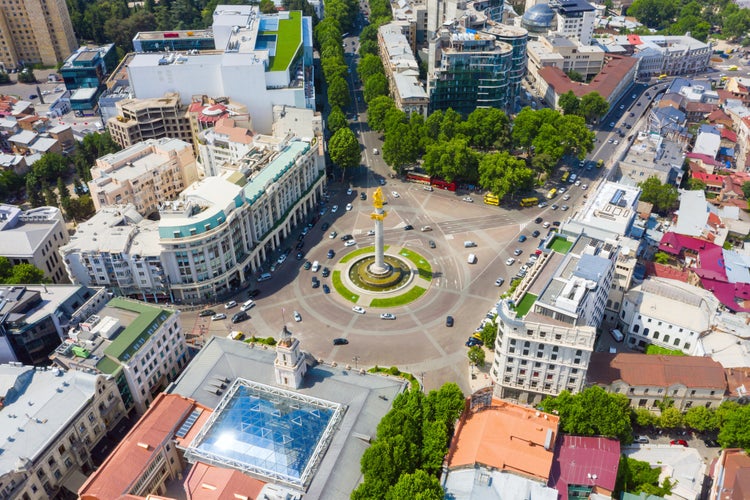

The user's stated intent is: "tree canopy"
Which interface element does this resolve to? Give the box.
[328,128,361,177]
[615,456,674,498]
[718,403,750,449]
[638,176,679,214]
[0,257,46,284]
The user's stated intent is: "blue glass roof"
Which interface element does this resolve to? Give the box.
[186,379,345,488]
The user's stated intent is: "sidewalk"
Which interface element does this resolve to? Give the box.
[468,349,495,394]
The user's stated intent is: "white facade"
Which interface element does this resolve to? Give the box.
[554,0,596,45]
[608,35,711,78]
[620,277,719,354]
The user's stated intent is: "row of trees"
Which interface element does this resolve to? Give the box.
[557,91,610,123]
[351,384,466,500]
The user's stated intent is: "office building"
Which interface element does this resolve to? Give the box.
[60,44,118,114]
[50,297,189,414]
[132,29,216,53]
[552,0,596,45]
[0,204,69,283]
[527,35,605,83]
[378,24,429,118]
[0,0,77,69]
[88,138,199,217]
[482,22,528,109]
[491,234,617,403]
[0,364,126,499]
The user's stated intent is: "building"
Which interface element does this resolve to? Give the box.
[620,277,719,354]
[587,353,727,412]
[197,117,256,177]
[63,136,324,303]
[616,131,685,187]
[60,44,119,114]
[123,6,315,134]
[623,443,706,499]
[390,0,428,48]
[552,0,596,45]
[106,93,194,149]
[0,285,106,366]
[0,0,77,69]
[491,233,617,403]
[442,394,559,499]
[710,449,750,500]
[186,95,252,156]
[0,204,69,283]
[479,22,529,111]
[527,35,605,83]
[548,436,620,500]
[88,138,199,217]
[132,29,216,53]
[50,297,189,415]
[0,364,126,499]
[606,35,712,78]
[378,24,429,118]
[565,181,641,239]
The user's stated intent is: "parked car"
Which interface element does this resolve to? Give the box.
[224,300,238,309]
[322,267,330,277]
[293,311,302,322]
[428,240,436,248]
[341,234,353,241]
[513,248,522,256]
[232,311,249,323]
[352,306,366,314]
[466,337,484,347]
[535,217,543,224]
[345,203,353,211]
[670,439,688,447]
[404,225,414,231]
[495,277,505,286]
[303,261,312,270]
[327,249,335,259]
[380,313,396,320]
[211,313,227,321]
[391,191,400,198]
[323,284,330,294]
[311,277,320,288]
[248,289,261,298]
[532,230,540,238]
[199,309,216,317]
[360,192,366,200]
[321,222,330,231]
[518,235,527,242]
[704,438,720,447]
[635,436,649,444]
[505,257,516,265]
[329,231,338,239]
[462,196,473,203]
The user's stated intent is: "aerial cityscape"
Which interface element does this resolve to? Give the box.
[0,0,749,498]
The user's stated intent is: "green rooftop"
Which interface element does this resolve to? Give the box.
[263,11,302,72]
[103,298,173,362]
[96,356,120,375]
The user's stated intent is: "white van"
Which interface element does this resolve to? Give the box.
[241,300,255,311]
[610,328,624,342]
[311,260,320,272]
[464,241,477,248]
[257,272,272,282]
[468,253,477,264]
[373,148,379,155]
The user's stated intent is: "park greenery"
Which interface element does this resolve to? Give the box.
[0,257,47,284]
[351,384,465,500]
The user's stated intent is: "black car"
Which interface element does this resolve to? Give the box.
[322,267,330,277]
[466,338,484,347]
[532,230,540,237]
[248,289,261,298]
[428,240,436,249]
[704,439,720,448]
[333,338,349,345]
[341,234,353,241]
[323,283,330,294]
[446,315,454,327]
[232,311,249,323]
[312,277,320,288]
[360,192,367,200]
[535,217,543,224]
[327,249,335,259]
[199,309,216,317]
[296,251,304,260]
[404,225,414,231]
[552,221,561,227]
[321,222,330,231]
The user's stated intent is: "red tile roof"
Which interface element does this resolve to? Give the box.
[692,171,725,187]
[548,436,620,499]
[717,450,750,500]
[721,128,738,142]
[686,152,722,167]
[708,109,732,124]
[538,56,638,101]
[658,232,717,255]
[724,368,750,399]
[185,461,266,500]
[685,102,717,115]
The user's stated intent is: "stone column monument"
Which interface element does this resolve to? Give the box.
[370,187,388,275]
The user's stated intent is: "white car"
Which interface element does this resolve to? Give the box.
[293,311,302,322]
[575,180,581,186]
[277,254,287,264]
[346,203,353,211]
[563,194,571,200]
[332,205,339,213]
[352,306,366,314]
[581,184,588,190]
[211,313,227,321]
[543,221,551,228]
[462,196,474,203]
[495,277,505,286]
[613,140,619,145]
[347,188,353,195]
[505,257,516,266]
[561,205,569,211]
[224,300,237,309]
[538,202,548,208]
[367,229,375,236]
[345,240,357,247]
[329,231,338,239]
[559,187,566,193]
[391,191,400,198]
[380,313,396,320]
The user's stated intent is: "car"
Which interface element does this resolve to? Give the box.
[302,226,310,236]
[367,229,375,236]
[347,188,353,195]
[380,313,396,320]
[630,112,635,117]
[445,315,454,327]
[518,235,527,242]
[341,234,353,241]
[296,240,304,250]
[581,184,588,190]
[224,300,238,309]
[321,222,330,231]
[535,217,543,224]
[303,261,312,270]
[199,309,216,317]
[607,138,614,144]
[613,140,619,145]
[423,185,434,191]
[333,338,349,345]
[248,289,261,298]
[331,205,339,213]
[619,104,625,110]
[538,202,548,208]
[670,439,688,447]
[322,267,330,277]
[391,191,400,198]
[379,179,386,185]
[543,221,551,228]
[428,240,436,248]
[609,122,615,127]
[505,257,516,265]
[345,240,357,247]
[635,436,649,444]
[520,264,529,273]
[462,196,474,203]
[352,306,366,314]
[552,221,561,227]
[323,284,330,294]
[466,338,484,347]
[346,203,353,211]
[495,277,505,286]
[559,187,566,193]
[420,226,432,232]
[704,438,720,448]
[296,251,304,260]
[293,311,302,322]
[404,225,414,231]
[575,180,581,186]
[319,208,327,216]
[29,94,38,99]
[626,124,632,129]
[277,254,287,264]
[531,230,540,237]
[311,277,320,288]
[551,204,558,210]
[329,231,338,239]
[327,249,335,259]
[631,93,637,99]
[513,248,522,256]
[563,194,571,200]
[561,205,569,211]
[211,313,227,321]
[232,311,249,323]
[360,192,366,200]
[636,102,641,106]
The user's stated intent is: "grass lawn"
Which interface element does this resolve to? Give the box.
[549,236,573,254]
[265,11,302,72]
[399,248,433,279]
[332,270,360,303]
[370,286,426,308]
[645,344,685,356]
[340,245,390,264]
[513,293,537,318]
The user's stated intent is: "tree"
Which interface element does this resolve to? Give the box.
[386,470,443,500]
[327,75,350,110]
[653,251,670,264]
[627,0,677,29]
[32,152,68,184]
[17,68,35,83]
[367,96,396,132]
[558,91,580,115]
[566,70,584,82]
[478,152,534,200]
[327,106,348,135]
[65,195,95,220]
[26,176,43,207]
[328,127,361,179]
[479,321,497,348]
[467,345,485,366]
[363,72,389,103]
[741,181,750,200]
[639,176,678,213]
[0,262,46,284]
[633,408,658,428]
[358,53,384,82]
[382,121,419,173]
[684,406,717,432]
[461,108,511,151]
[579,92,610,123]
[56,177,70,201]
[658,407,683,429]
[419,420,448,475]
[687,178,707,191]
[615,456,674,498]
[718,404,750,449]
[422,137,479,183]
[259,0,276,12]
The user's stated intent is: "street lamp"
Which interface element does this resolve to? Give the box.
[352,355,360,370]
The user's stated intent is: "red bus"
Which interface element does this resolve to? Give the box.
[431,178,456,191]
[406,172,431,184]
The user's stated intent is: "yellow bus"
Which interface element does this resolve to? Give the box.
[561,171,570,182]
[483,193,500,206]
[520,197,539,207]
[546,188,557,199]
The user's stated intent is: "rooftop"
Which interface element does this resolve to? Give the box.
[571,181,640,237]
[538,55,638,100]
[242,140,310,205]
[101,298,174,364]
[0,205,63,258]
[587,353,727,389]
[548,436,620,499]
[623,444,706,500]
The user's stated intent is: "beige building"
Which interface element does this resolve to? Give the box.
[0,0,77,69]
[379,23,429,118]
[527,35,605,83]
[107,93,193,149]
[88,138,198,217]
[587,353,727,412]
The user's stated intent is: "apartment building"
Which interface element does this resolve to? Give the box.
[0,364,126,499]
[391,0,428,49]
[378,24,429,118]
[491,234,617,404]
[88,138,199,217]
[616,131,685,186]
[553,0,596,45]
[50,298,189,415]
[528,35,605,83]
[106,93,193,149]
[0,205,69,283]
[620,277,719,354]
[0,0,77,69]
[197,118,256,177]
[606,35,711,78]
[587,353,727,412]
